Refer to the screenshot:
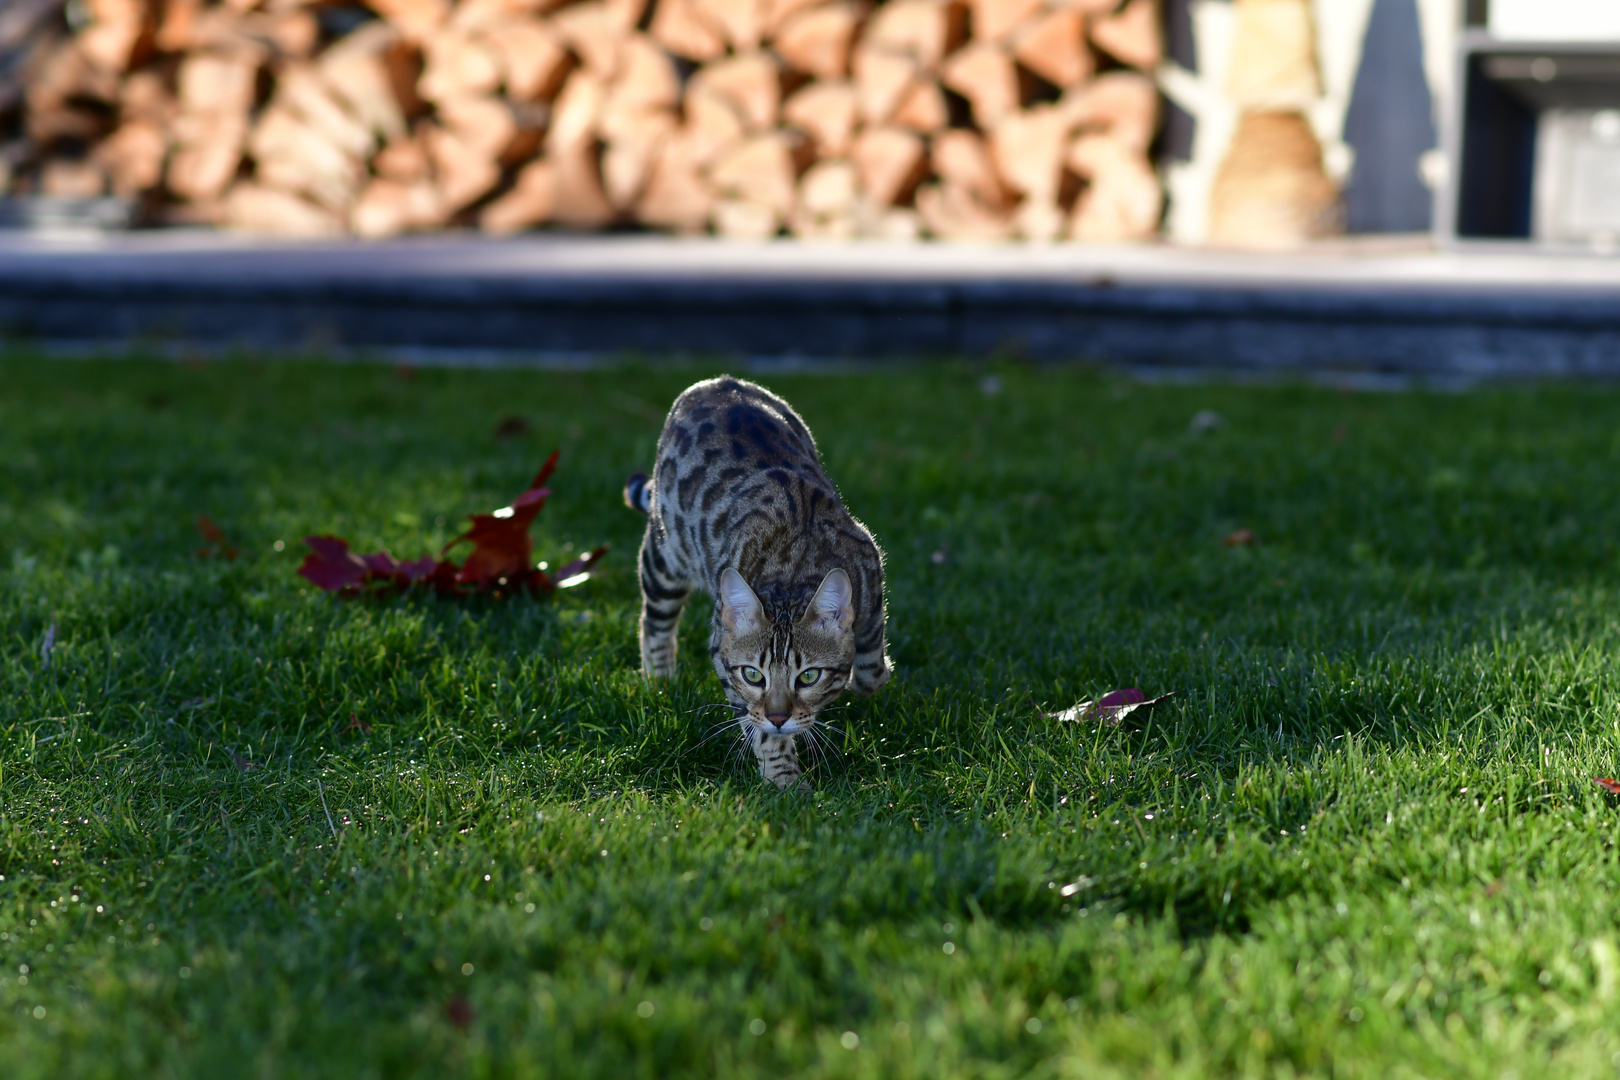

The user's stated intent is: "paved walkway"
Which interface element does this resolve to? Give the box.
[3,231,1618,374]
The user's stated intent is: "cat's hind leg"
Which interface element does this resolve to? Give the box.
[638,528,691,678]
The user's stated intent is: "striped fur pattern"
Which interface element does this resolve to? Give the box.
[629,376,891,789]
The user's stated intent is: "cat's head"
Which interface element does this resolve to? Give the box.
[717,567,855,736]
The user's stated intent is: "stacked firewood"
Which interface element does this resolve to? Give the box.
[0,0,1165,240]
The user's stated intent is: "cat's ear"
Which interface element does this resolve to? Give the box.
[719,568,762,632]
[809,568,855,632]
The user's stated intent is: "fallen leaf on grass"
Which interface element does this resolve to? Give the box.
[343,712,370,735]
[195,515,240,559]
[1046,689,1174,726]
[297,451,607,599]
[1594,777,1620,795]
[1223,529,1255,547]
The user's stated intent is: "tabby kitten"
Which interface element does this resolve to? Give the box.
[625,376,891,789]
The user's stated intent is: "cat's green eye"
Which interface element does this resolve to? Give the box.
[796,669,821,687]
[740,666,765,685]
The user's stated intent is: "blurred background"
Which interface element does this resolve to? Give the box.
[1,0,1614,249]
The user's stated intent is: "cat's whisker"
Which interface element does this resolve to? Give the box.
[803,727,843,768]
[800,730,830,775]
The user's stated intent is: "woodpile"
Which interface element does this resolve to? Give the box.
[0,0,1166,241]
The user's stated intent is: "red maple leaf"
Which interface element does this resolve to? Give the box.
[1594,778,1620,795]
[443,452,558,589]
[296,451,605,599]
[296,536,372,592]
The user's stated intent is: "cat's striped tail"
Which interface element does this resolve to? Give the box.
[624,472,652,513]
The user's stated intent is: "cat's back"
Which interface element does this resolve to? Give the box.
[660,376,819,470]
[651,376,870,579]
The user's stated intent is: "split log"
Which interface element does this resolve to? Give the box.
[352,175,446,236]
[601,107,675,206]
[1088,0,1160,70]
[1207,111,1337,247]
[772,3,860,80]
[940,41,1017,126]
[26,40,122,143]
[915,180,1012,239]
[863,0,965,69]
[552,0,630,79]
[168,112,249,201]
[862,204,921,239]
[852,44,917,124]
[478,158,555,233]
[41,159,109,199]
[28,37,122,112]
[373,134,432,180]
[637,139,715,231]
[1013,196,1063,241]
[163,6,320,60]
[320,24,411,143]
[708,131,798,216]
[224,181,345,236]
[609,34,681,110]
[155,0,201,52]
[782,80,857,156]
[547,68,605,150]
[175,50,259,115]
[650,0,726,62]
[449,0,555,31]
[251,104,368,211]
[713,197,780,239]
[117,70,172,123]
[78,0,154,73]
[436,94,522,161]
[693,0,764,53]
[989,103,1068,200]
[969,0,1042,45]
[687,52,780,130]
[364,0,452,43]
[851,124,925,206]
[679,87,748,165]
[613,0,655,23]
[1059,70,1156,153]
[167,52,261,203]
[422,121,503,208]
[1067,131,1162,240]
[1010,9,1090,89]
[95,118,168,194]
[279,64,377,160]
[793,158,858,238]
[930,127,1010,209]
[891,77,946,132]
[480,18,571,101]
[762,0,825,37]
[418,29,503,101]
[549,138,616,226]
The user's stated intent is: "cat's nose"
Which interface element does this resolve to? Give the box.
[765,713,790,730]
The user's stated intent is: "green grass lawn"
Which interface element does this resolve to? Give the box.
[4,357,1620,1078]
